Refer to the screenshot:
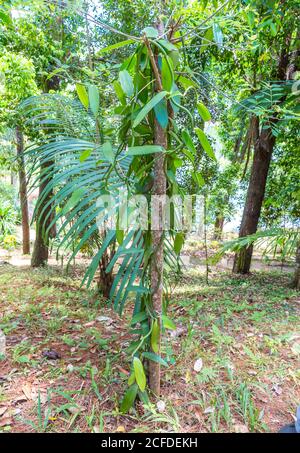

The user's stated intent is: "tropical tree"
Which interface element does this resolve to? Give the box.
[23,6,217,404]
[0,52,38,254]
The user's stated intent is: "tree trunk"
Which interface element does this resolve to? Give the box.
[148,21,167,396]
[16,125,30,255]
[233,125,275,273]
[98,247,114,299]
[233,38,296,274]
[213,214,224,240]
[293,241,300,290]
[31,161,54,267]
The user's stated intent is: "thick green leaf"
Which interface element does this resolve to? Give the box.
[62,188,85,214]
[128,372,135,386]
[0,11,12,26]
[102,141,114,162]
[127,145,164,155]
[161,56,173,92]
[154,98,168,129]
[195,128,216,161]
[182,130,196,155]
[133,91,167,128]
[151,319,160,353]
[120,384,138,413]
[79,149,91,162]
[162,315,176,330]
[88,84,100,116]
[178,76,197,89]
[116,228,124,245]
[113,80,126,104]
[192,170,205,188]
[142,26,158,38]
[200,27,214,54]
[131,311,148,325]
[174,232,184,255]
[133,357,146,391]
[157,39,178,52]
[119,70,134,97]
[197,102,211,122]
[142,352,168,367]
[76,84,89,109]
[98,39,134,54]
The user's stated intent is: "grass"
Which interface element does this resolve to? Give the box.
[0,263,299,433]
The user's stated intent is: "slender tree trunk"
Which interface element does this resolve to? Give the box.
[213,214,224,240]
[31,161,53,267]
[98,246,114,299]
[293,241,300,290]
[233,37,297,274]
[233,125,275,273]
[16,125,30,255]
[148,21,167,396]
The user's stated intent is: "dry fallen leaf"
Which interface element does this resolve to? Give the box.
[116,425,126,432]
[22,383,32,400]
[204,406,214,415]
[234,424,249,433]
[0,406,8,417]
[84,321,96,327]
[156,400,166,413]
[193,406,202,423]
[193,358,203,372]
[0,416,13,427]
[67,405,85,415]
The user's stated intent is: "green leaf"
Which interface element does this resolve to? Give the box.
[119,70,134,97]
[116,228,124,245]
[162,315,176,330]
[133,91,167,128]
[192,171,205,188]
[247,11,255,27]
[131,311,148,325]
[113,80,126,104]
[133,357,146,391]
[174,232,184,255]
[162,56,173,92]
[154,98,168,129]
[76,84,89,109]
[142,352,168,367]
[181,148,194,163]
[195,128,216,161]
[200,27,214,54]
[98,39,134,54]
[138,389,150,405]
[102,141,114,162]
[88,84,100,116]
[157,39,178,52]
[197,102,211,122]
[151,319,160,353]
[79,149,91,162]
[62,188,85,214]
[182,130,196,155]
[0,11,12,26]
[142,26,158,38]
[127,145,164,155]
[178,76,197,89]
[120,384,138,413]
[128,372,135,386]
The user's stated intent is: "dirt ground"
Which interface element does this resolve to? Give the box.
[0,248,299,433]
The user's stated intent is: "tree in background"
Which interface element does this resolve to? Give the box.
[0,52,38,254]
